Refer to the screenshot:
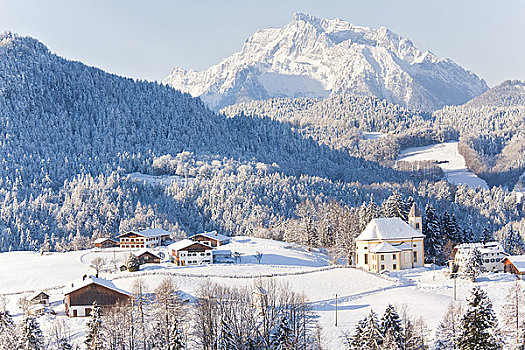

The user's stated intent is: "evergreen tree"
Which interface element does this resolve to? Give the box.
[458,287,502,350]
[271,316,293,350]
[168,319,186,350]
[504,229,525,255]
[85,302,104,350]
[423,204,443,263]
[126,253,140,272]
[219,316,237,350]
[435,303,463,350]
[0,311,16,349]
[462,248,485,282]
[348,318,366,350]
[360,310,383,350]
[17,316,43,350]
[59,338,73,350]
[380,304,404,348]
[382,192,407,221]
[482,227,493,243]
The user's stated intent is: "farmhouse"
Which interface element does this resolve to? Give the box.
[93,237,119,248]
[118,228,171,249]
[355,204,425,273]
[502,255,525,275]
[169,239,213,266]
[190,230,230,247]
[64,276,132,317]
[29,291,50,306]
[451,241,508,272]
[135,249,162,264]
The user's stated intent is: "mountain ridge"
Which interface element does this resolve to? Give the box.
[164,13,488,111]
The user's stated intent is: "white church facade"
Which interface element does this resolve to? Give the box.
[355,204,425,273]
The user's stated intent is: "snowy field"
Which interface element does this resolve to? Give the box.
[1,236,520,349]
[397,141,489,189]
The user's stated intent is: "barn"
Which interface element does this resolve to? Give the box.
[135,249,162,264]
[502,256,525,275]
[64,276,132,317]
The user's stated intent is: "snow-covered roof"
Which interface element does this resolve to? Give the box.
[118,228,171,238]
[190,230,230,243]
[212,249,232,255]
[93,237,117,244]
[64,276,132,297]
[504,255,525,273]
[392,242,414,251]
[456,242,506,255]
[28,291,49,301]
[356,218,425,241]
[134,249,161,259]
[370,242,401,253]
[168,239,211,251]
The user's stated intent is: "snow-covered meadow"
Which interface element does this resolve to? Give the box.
[397,141,489,189]
[0,236,520,349]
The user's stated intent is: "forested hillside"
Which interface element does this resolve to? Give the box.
[0,33,521,256]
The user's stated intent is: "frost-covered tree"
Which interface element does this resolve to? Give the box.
[17,316,44,350]
[500,280,525,349]
[85,302,104,350]
[380,304,404,348]
[0,311,16,349]
[423,204,443,263]
[270,316,294,350]
[435,303,463,350]
[462,248,485,282]
[359,310,383,350]
[126,253,140,272]
[458,287,502,350]
[504,229,525,255]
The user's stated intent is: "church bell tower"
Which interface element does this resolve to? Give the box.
[408,203,422,233]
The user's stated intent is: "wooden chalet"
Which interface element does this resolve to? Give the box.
[29,291,50,306]
[190,231,230,247]
[169,239,213,266]
[135,250,161,264]
[64,276,132,317]
[93,237,119,248]
[118,228,171,249]
[502,256,525,275]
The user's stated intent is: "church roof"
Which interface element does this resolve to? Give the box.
[370,242,402,253]
[409,203,421,217]
[356,217,425,241]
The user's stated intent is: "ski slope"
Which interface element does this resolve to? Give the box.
[0,236,519,349]
[397,141,489,189]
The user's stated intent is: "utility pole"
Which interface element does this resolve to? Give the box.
[335,294,338,327]
[453,273,457,301]
[433,257,436,281]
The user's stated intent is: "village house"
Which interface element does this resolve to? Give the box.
[29,291,50,306]
[355,203,425,273]
[502,255,525,275]
[93,237,119,249]
[64,275,132,317]
[134,249,162,264]
[190,230,231,247]
[451,241,508,273]
[118,228,171,249]
[169,239,213,266]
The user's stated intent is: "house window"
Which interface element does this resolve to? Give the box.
[415,223,420,229]
[364,254,368,265]
[392,254,397,260]
[413,252,417,262]
[381,265,385,270]
[393,264,397,270]
[381,255,385,261]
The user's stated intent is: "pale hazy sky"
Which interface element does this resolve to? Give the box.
[1,0,524,87]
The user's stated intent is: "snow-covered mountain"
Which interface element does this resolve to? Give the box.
[463,79,525,108]
[164,13,488,111]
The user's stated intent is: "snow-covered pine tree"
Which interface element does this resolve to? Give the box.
[462,247,485,282]
[59,338,73,350]
[168,319,185,350]
[434,303,463,350]
[458,287,502,350]
[499,280,525,350]
[347,318,365,350]
[482,227,493,243]
[126,253,140,272]
[380,304,404,348]
[17,316,44,350]
[85,302,104,350]
[0,310,16,349]
[423,204,443,264]
[271,316,293,350]
[359,310,383,350]
[504,229,525,255]
[381,192,407,221]
[219,316,237,350]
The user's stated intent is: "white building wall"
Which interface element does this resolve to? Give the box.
[179,250,213,265]
[356,239,424,272]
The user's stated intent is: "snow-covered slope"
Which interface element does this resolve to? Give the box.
[463,79,525,108]
[164,13,488,111]
[397,141,489,189]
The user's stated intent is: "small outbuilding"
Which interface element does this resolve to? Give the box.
[135,250,162,264]
[502,256,525,275]
[64,275,132,317]
[29,291,50,306]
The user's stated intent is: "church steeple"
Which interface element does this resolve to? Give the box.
[408,203,422,233]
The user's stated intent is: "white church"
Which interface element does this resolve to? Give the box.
[355,203,425,273]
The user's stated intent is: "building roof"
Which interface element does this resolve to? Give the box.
[392,242,414,251]
[64,276,132,297]
[93,237,117,244]
[370,242,402,253]
[356,218,425,241]
[134,249,161,259]
[29,291,49,301]
[118,228,171,239]
[409,203,421,218]
[212,249,232,255]
[168,239,211,251]
[456,241,507,255]
[503,255,525,273]
[190,230,230,243]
